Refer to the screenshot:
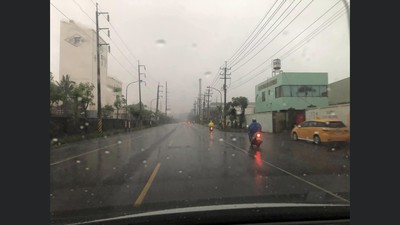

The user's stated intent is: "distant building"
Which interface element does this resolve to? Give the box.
[59,20,121,117]
[255,72,329,113]
[247,72,329,133]
[328,77,350,105]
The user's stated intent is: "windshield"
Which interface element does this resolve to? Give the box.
[50,0,350,224]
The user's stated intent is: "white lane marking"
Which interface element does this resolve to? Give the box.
[223,141,350,203]
[50,143,119,166]
[50,135,145,166]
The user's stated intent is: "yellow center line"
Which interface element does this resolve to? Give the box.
[134,162,161,207]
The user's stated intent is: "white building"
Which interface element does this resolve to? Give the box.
[59,20,121,117]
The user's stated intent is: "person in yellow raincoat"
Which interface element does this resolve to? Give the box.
[208,120,214,131]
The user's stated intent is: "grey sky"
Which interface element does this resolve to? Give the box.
[50,0,350,116]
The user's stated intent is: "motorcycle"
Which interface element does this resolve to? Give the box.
[209,126,214,132]
[249,131,263,148]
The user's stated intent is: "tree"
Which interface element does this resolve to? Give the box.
[226,101,238,128]
[113,87,124,119]
[56,74,76,116]
[102,105,115,118]
[50,72,61,112]
[232,96,248,128]
[72,82,95,119]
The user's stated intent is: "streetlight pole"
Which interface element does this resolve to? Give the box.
[125,80,142,120]
[207,86,223,125]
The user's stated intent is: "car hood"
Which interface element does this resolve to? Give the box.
[68,203,350,225]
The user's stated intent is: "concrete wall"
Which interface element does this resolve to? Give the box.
[245,112,273,133]
[306,103,350,129]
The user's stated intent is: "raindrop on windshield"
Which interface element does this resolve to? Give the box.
[265,185,269,189]
[166,156,170,159]
[80,125,84,130]
[117,140,122,144]
[343,165,347,168]
[303,173,307,177]
[50,193,53,197]
[141,148,145,152]
[142,160,147,164]
[81,135,85,139]
[70,189,74,192]
[215,186,218,190]
[232,138,237,141]
[85,167,90,170]
[178,170,183,174]
[84,190,88,192]
[104,135,108,139]
[104,150,110,154]
[113,167,117,170]
[231,153,236,157]
[90,193,94,196]
[76,160,81,164]
[331,148,336,151]
[219,138,224,142]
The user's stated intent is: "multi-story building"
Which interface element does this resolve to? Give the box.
[255,72,329,113]
[59,20,121,118]
[247,72,329,133]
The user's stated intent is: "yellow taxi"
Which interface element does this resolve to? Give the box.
[291,118,350,145]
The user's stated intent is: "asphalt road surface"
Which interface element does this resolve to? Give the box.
[50,122,350,224]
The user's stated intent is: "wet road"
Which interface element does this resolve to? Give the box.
[50,122,350,224]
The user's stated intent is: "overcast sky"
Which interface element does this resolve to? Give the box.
[50,0,350,116]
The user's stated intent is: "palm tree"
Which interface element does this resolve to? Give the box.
[56,74,76,116]
[113,87,124,119]
[232,96,248,128]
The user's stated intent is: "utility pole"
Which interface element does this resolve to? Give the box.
[198,78,202,122]
[156,83,160,117]
[193,100,197,118]
[165,81,168,116]
[220,61,231,129]
[206,87,211,121]
[95,3,109,134]
[138,61,146,126]
[203,93,206,122]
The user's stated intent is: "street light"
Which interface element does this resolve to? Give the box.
[125,80,143,120]
[207,86,223,125]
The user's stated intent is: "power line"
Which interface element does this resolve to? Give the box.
[281,8,346,60]
[89,0,140,63]
[228,0,286,67]
[232,0,315,73]
[72,0,144,82]
[229,6,346,91]
[230,0,341,87]
[72,0,96,24]
[229,0,301,68]
[226,0,279,64]
[50,2,71,21]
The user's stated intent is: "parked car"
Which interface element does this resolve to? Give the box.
[291,119,350,145]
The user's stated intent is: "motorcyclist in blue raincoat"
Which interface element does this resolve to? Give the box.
[248,118,262,142]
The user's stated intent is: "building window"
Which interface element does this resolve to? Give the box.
[321,86,328,96]
[275,85,328,98]
[73,36,81,45]
[261,91,266,102]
